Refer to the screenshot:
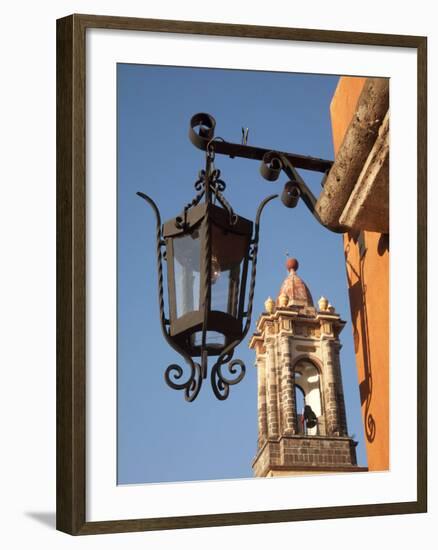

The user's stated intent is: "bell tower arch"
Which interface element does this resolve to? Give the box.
[294,358,323,435]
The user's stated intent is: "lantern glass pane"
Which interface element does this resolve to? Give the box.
[210,224,248,318]
[173,229,200,318]
[192,331,226,348]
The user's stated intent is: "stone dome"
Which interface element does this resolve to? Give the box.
[277,258,314,307]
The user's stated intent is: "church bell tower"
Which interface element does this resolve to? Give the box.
[249,258,366,477]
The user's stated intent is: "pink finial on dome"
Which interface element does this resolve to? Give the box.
[286,257,299,272]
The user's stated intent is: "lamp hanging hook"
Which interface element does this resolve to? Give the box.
[206,136,225,161]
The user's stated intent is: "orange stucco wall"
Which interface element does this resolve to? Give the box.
[330,77,389,471]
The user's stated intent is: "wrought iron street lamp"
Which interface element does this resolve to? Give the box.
[138,113,339,402]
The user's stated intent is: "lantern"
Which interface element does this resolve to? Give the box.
[138,139,276,401]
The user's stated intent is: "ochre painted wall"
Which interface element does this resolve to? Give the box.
[330,77,389,471]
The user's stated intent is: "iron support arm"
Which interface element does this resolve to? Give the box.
[189,113,333,173]
[189,113,346,234]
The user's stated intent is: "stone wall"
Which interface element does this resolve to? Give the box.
[253,436,358,477]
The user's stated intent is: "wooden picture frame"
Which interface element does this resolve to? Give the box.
[56,13,427,535]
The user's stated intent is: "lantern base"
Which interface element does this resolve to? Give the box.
[169,310,243,357]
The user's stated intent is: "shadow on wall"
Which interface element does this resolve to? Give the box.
[344,231,390,445]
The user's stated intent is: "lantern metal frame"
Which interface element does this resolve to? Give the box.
[138,113,344,402]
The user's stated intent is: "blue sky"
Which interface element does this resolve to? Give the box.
[117,64,367,484]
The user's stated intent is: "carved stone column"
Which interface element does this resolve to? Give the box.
[265,338,280,439]
[256,354,268,448]
[279,335,297,435]
[332,341,348,436]
[321,336,341,436]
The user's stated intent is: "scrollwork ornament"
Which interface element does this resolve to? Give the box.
[210,354,246,401]
[164,360,203,402]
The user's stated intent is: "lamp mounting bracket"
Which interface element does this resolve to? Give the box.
[189,113,346,234]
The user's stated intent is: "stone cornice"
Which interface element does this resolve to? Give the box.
[248,307,346,349]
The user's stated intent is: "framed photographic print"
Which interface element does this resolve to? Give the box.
[56,14,427,535]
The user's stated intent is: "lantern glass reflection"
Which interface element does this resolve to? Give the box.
[173,229,200,319]
[210,223,247,318]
